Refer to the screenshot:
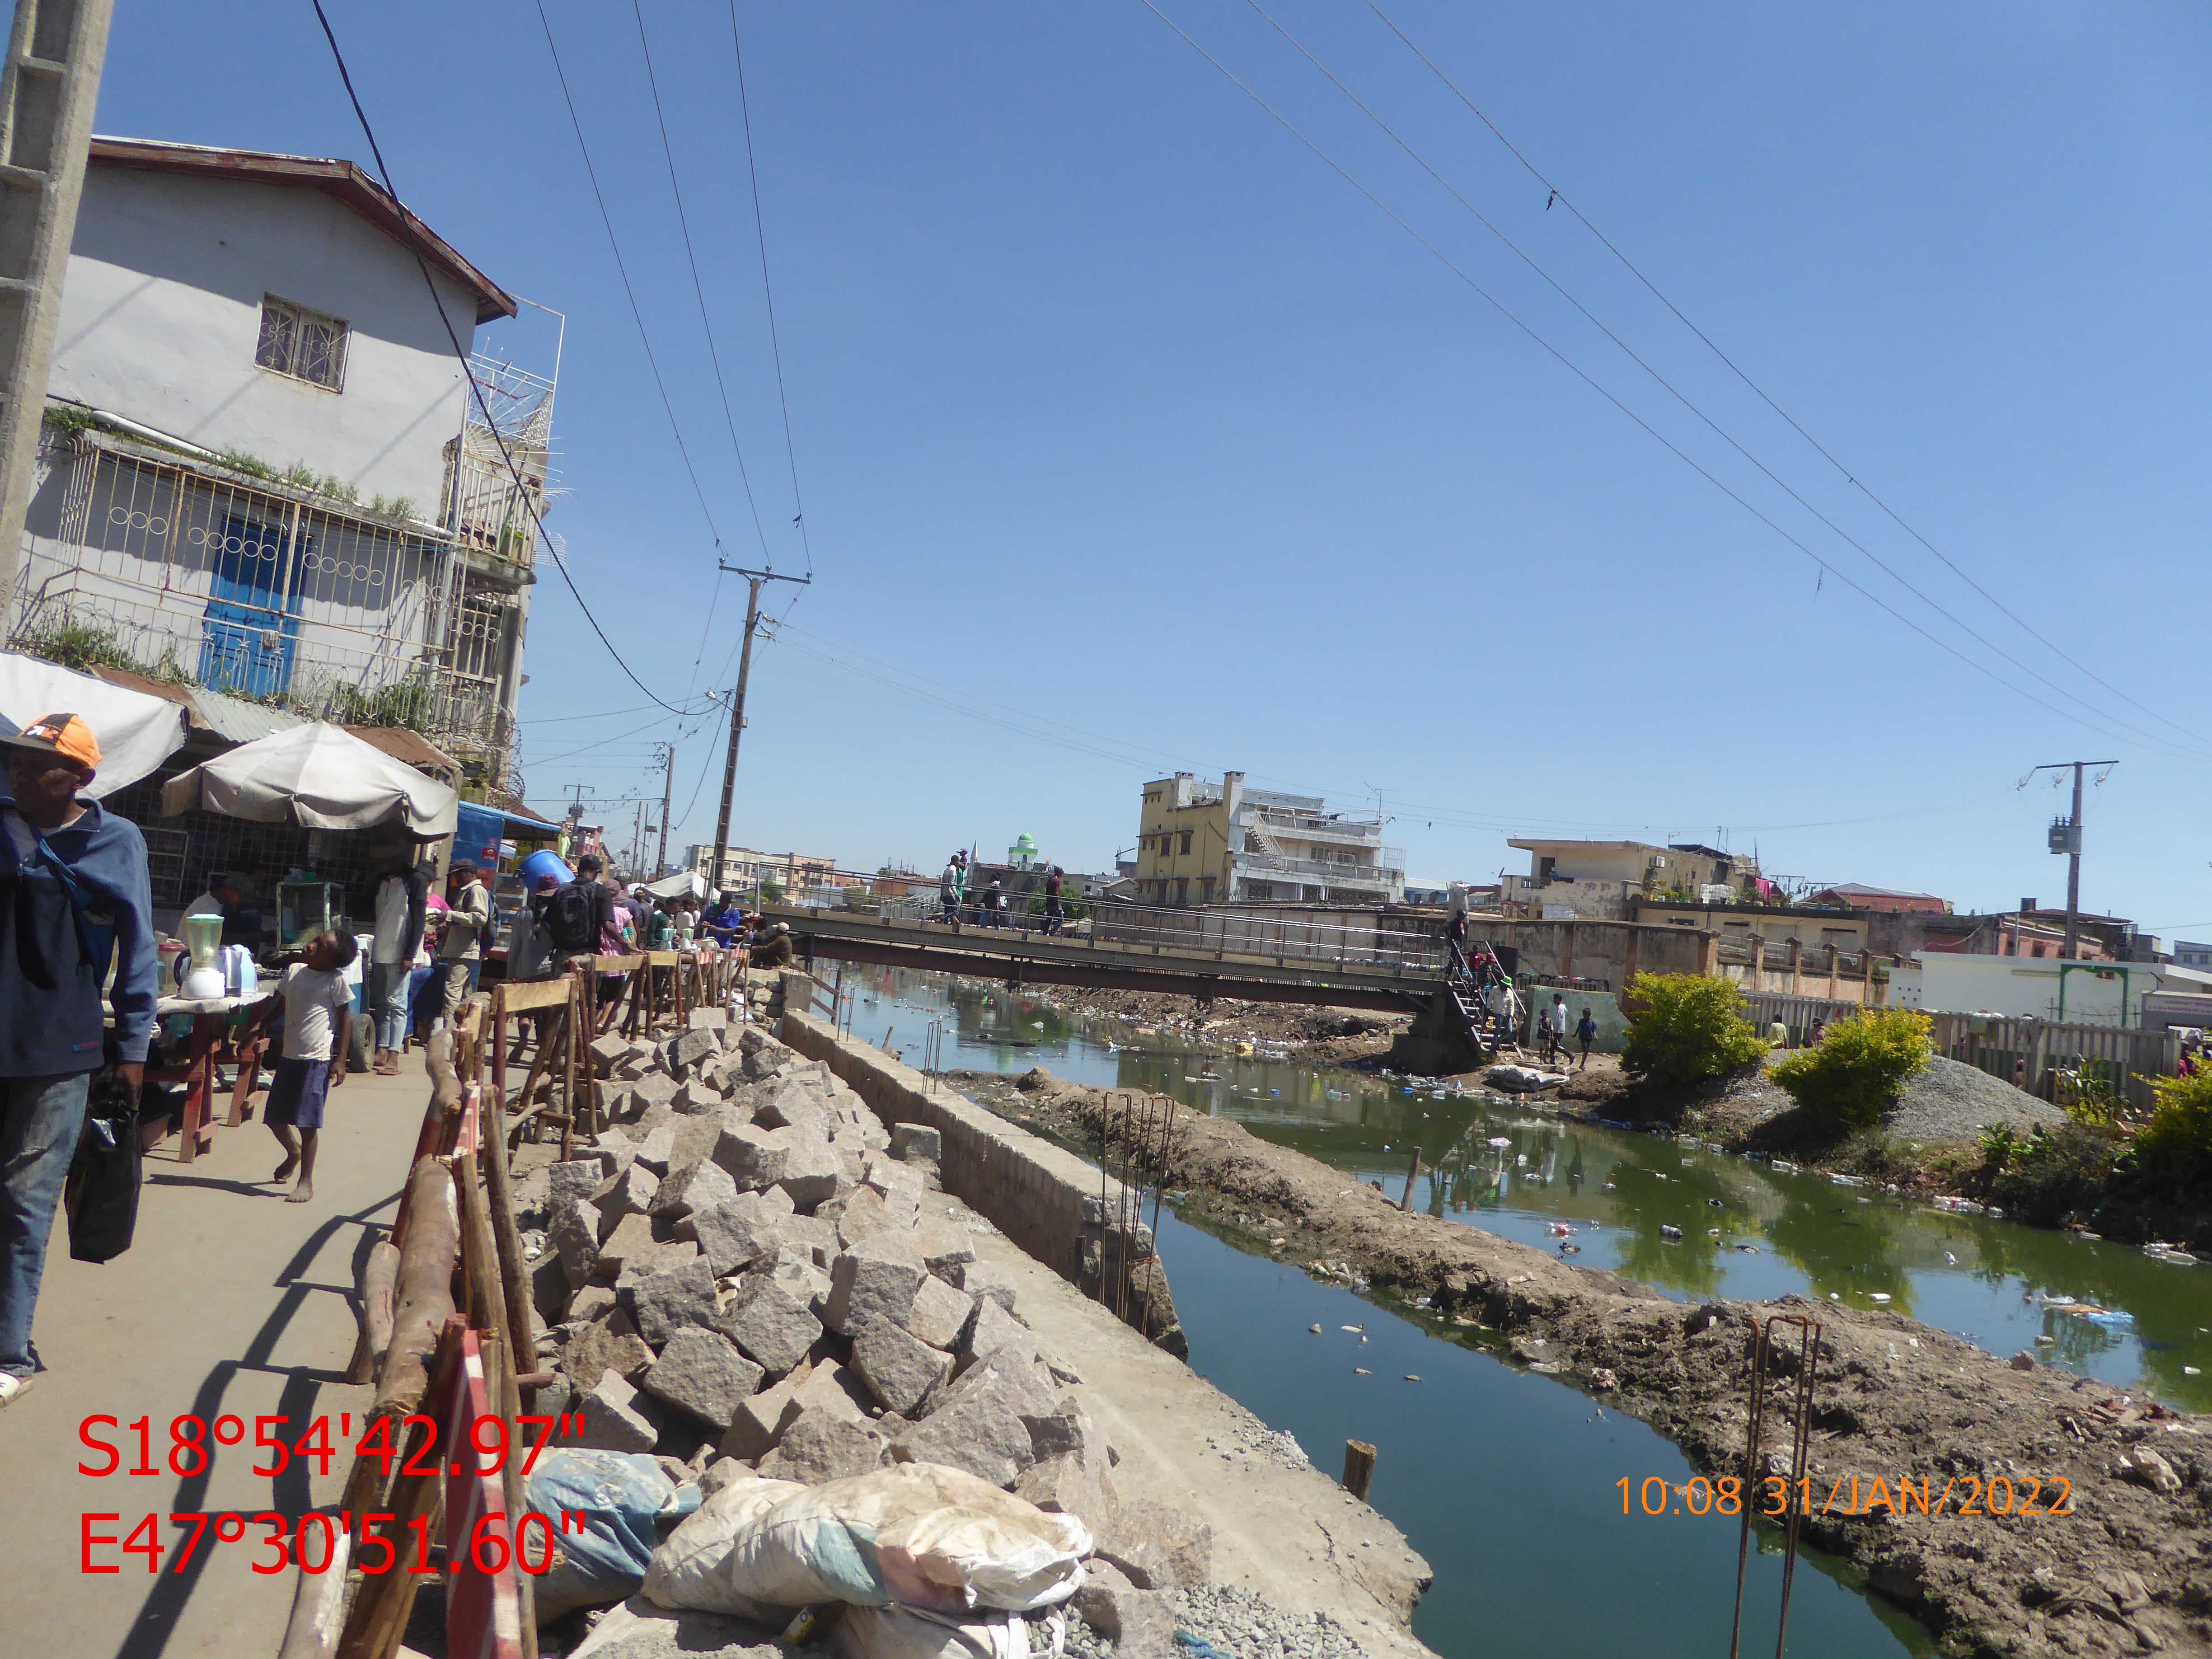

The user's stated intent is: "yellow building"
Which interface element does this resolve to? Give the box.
[1133,773,1235,907]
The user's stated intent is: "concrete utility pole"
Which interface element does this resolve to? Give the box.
[652,741,674,880]
[2030,760,2116,960]
[709,565,809,900]
[0,0,112,619]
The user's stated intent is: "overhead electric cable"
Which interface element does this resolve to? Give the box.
[1133,0,2201,761]
[1236,0,2204,758]
[629,0,773,562]
[530,0,727,552]
[310,0,704,718]
[1362,0,2208,749]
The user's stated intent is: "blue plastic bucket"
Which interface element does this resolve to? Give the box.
[520,848,574,890]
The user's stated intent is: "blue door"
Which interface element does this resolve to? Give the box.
[200,516,305,697]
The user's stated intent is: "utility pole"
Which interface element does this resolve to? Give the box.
[710,565,809,900]
[652,741,674,880]
[0,0,112,620]
[2029,760,2116,960]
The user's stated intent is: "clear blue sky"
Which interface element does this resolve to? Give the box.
[94,3,2212,933]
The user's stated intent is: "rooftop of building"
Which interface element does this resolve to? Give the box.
[89,136,517,323]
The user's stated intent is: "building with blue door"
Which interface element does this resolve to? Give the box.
[4,137,555,796]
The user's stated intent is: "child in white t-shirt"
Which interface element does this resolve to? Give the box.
[266,930,356,1204]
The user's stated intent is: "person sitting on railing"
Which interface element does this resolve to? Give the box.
[751,920,794,969]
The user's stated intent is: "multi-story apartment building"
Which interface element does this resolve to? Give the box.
[1501,838,1755,920]
[685,844,841,898]
[1133,772,1404,907]
[5,138,553,792]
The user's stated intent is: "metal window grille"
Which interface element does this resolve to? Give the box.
[254,295,349,392]
[140,825,187,905]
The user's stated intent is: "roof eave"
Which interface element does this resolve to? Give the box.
[87,136,518,324]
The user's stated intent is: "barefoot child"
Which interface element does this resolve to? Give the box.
[267,930,356,1203]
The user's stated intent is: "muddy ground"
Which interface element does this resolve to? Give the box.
[959,1067,2212,1659]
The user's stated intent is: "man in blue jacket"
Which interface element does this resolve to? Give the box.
[0,712,157,1409]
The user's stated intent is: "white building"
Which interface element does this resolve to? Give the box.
[7,138,554,789]
[1887,954,2212,1027]
[1133,771,1404,906]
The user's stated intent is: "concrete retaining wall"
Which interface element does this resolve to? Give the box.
[778,1001,1158,1310]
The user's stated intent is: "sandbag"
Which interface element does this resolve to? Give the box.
[722,1463,1090,1615]
[643,1472,806,1616]
[835,1603,1060,1659]
[525,1449,690,1621]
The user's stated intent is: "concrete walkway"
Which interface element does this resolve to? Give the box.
[0,1054,434,1659]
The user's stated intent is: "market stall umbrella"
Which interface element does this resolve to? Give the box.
[639,870,709,902]
[160,720,458,836]
[0,649,190,797]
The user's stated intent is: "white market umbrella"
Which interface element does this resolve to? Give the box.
[161,721,458,836]
[0,650,190,797]
[639,869,708,902]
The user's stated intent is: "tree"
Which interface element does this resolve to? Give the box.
[1620,973,1767,1087]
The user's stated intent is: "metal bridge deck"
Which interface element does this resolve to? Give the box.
[765,906,1448,1012]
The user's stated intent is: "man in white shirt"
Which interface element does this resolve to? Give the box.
[266,930,355,1204]
[367,853,426,1075]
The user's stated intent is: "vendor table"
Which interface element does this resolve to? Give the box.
[149,991,278,1163]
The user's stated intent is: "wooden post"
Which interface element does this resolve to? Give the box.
[479,1121,537,1412]
[1343,1439,1377,1500]
[1397,1150,1421,1212]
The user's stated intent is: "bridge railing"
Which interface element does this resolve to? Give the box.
[928,896,1447,974]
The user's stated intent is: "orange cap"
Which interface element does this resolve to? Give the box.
[1,711,102,773]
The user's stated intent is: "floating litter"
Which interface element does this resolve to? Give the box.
[1340,1324,1363,1333]
[1308,1324,1322,1334]
[1870,1293,1892,1303]
[1354,1368,1371,1376]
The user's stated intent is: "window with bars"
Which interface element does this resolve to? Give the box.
[255,295,348,391]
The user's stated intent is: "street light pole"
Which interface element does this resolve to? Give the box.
[709,566,809,899]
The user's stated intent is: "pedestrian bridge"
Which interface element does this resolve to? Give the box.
[760,900,1453,1013]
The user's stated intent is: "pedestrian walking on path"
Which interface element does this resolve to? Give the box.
[1043,866,1065,935]
[367,849,426,1075]
[1575,1007,1598,1070]
[0,712,158,1409]
[545,853,614,973]
[265,930,355,1204]
[940,851,967,923]
[432,858,490,1027]
[1548,994,1570,1066]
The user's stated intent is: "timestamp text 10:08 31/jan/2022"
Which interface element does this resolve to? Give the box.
[1619,1473,2074,1519]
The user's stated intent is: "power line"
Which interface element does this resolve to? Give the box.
[729,5,813,582]
[309,0,702,719]
[629,0,773,563]
[1236,0,2203,759]
[530,0,727,553]
[1132,0,2202,762]
[1361,0,2210,751]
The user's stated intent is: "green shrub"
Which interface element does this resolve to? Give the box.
[1619,973,1767,1087]
[2138,1069,2212,1164]
[1769,1007,1932,1130]
[1986,1122,2121,1228]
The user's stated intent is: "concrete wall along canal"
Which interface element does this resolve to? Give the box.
[778,974,1186,1354]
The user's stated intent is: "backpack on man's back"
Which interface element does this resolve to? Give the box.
[545,879,599,953]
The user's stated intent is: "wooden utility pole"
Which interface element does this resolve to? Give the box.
[0,0,114,617]
[709,566,809,898]
[2030,760,2116,960]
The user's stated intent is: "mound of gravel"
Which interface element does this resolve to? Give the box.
[1887,1054,2067,1143]
[1064,1586,1370,1659]
[1702,1050,2067,1147]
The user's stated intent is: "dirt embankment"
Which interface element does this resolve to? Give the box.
[968,1069,2212,1659]
[1046,986,1411,1066]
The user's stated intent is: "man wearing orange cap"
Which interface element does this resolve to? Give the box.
[0,712,158,1409]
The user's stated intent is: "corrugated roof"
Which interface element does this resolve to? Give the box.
[88,136,518,324]
[184,687,306,745]
[342,724,460,778]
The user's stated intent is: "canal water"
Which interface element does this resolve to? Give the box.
[844,966,2210,1410]
[828,966,2203,1656]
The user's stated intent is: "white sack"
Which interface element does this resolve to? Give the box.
[643,1473,806,1616]
[721,1463,1091,1615]
[835,1603,1059,1659]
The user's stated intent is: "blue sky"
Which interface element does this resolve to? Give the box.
[94,3,2212,932]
